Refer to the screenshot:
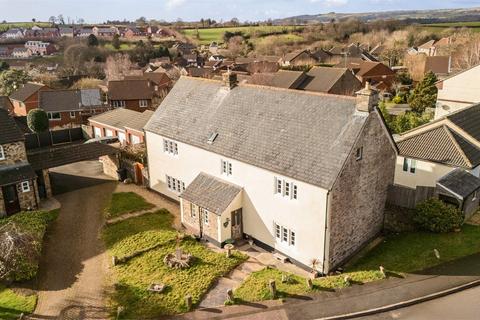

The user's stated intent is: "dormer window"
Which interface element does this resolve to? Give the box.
[0,145,5,160]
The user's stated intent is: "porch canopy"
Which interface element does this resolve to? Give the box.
[0,163,36,186]
[27,142,118,171]
[180,172,242,215]
[437,169,480,201]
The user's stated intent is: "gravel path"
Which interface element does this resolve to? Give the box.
[29,161,116,320]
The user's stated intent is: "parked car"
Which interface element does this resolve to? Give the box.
[84,136,119,144]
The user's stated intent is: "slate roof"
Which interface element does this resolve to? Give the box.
[0,96,13,112]
[0,109,24,144]
[39,89,103,112]
[108,80,154,100]
[0,163,36,186]
[145,77,368,189]
[355,62,395,77]
[89,108,154,132]
[27,142,118,170]
[299,67,362,94]
[10,82,45,102]
[180,173,242,215]
[446,104,480,141]
[437,169,480,199]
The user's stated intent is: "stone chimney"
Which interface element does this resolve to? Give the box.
[222,71,237,90]
[355,82,379,113]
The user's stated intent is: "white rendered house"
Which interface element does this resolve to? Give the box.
[144,75,396,274]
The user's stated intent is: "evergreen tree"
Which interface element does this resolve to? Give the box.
[408,71,438,114]
[112,34,121,50]
[27,109,49,133]
[87,34,99,47]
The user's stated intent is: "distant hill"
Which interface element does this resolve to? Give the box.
[275,7,480,24]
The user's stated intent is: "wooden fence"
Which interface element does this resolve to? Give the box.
[387,184,435,209]
[25,127,84,150]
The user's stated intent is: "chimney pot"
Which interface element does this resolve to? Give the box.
[222,71,237,90]
[355,82,378,113]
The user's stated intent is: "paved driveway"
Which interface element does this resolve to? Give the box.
[30,161,116,319]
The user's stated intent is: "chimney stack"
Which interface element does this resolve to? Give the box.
[222,71,237,90]
[355,82,378,113]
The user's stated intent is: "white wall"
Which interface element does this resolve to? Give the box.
[394,156,480,189]
[435,65,480,119]
[146,131,328,268]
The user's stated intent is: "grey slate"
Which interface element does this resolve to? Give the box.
[0,163,36,186]
[180,173,242,215]
[145,77,367,189]
[0,109,24,144]
[39,89,102,112]
[89,108,154,132]
[10,83,44,102]
[437,168,480,199]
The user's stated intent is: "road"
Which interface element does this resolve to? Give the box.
[359,286,480,320]
[30,161,116,320]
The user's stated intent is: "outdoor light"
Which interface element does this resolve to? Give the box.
[223,218,230,228]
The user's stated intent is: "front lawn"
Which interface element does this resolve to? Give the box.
[349,224,480,273]
[234,267,383,302]
[104,192,154,218]
[0,285,37,320]
[102,210,247,318]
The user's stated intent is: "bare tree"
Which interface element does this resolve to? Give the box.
[104,54,134,81]
[453,32,480,69]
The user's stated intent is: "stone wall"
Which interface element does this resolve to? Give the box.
[327,110,396,271]
[181,199,219,245]
[100,154,119,179]
[0,142,28,165]
[0,190,5,217]
[17,179,40,211]
[42,169,53,198]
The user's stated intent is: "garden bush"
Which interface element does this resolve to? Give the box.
[414,198,464,233]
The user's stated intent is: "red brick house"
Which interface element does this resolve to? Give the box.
[89,108,154,145]
[10,82,50,116]
[38,89,109,129]
[349,61,396,91]
[107,79,156,112]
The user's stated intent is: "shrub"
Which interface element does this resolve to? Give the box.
[27,108,49,133]
[414,198,464,233]
[392,95,405,104]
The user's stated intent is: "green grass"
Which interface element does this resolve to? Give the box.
[349,224,480,273]
[234,267,383,302]
[182,25,302,44]
[105,192,154,218]
[0,22,52,32]
[419,21,480,34]
[0,210,59,238]
[102,210,248,318]
[103,43,136,51]
[0,285,37,320]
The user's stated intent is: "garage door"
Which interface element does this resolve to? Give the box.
[131,135,141,144]
[105,129,114,137]
[94,127,102,138]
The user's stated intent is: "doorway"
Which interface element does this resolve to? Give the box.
[2,184,21,216]
[231,208,243,240]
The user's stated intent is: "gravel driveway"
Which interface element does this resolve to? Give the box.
[30,161,116,320]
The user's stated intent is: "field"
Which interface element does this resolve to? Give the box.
[0,22,52,33]
[420,21,480,33]
[182,25,302,44]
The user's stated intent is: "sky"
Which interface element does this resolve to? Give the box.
[1,0,480,23]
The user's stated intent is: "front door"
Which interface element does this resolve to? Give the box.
[2,184,21,216]
[231,209,243,240]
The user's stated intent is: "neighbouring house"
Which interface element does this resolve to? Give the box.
[279,50,318,67]
[124,27,144,38]
[124,72,172,94]
[209,42,219,55]
[25,41,56,56]
[417,37,452,57]
[1,28,24,39]
[10,82,50,116]
[24,28,60,39]
[12,47,31,58]
[0,109,40,217]
[144,75,397,274]
[434,64,480,119]
[393,103,480,218]
[406,54,451,82]
[299,67,363,96]
[0,96,13,113]
[93,26,119,37]
[59,27,74,37]
[107,79,155,111]
[38,89,107,129]
[89,108,154,145]
[78,28,93,37]
[349,61,396,91]
[248,70,307,89]
[173,42,196,56]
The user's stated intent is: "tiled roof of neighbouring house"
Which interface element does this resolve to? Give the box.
[0,163,36,186]
[180,172,242,215]
[299,67,362,95]
[145,76,368,190]
[0,96,13,112]
[10,82,45,102]
[437,169,480,199]
[0,109,24,144]
[89,108,154,132]
[108,79,155,100]
[39,89,103,112]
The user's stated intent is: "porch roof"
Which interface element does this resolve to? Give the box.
[180,173,242,215]
[0,163,36,186]
[437,169,480,200]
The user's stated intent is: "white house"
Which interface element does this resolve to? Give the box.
[144,75,396,274]
[435,64,480,119]
[394,103,480,217]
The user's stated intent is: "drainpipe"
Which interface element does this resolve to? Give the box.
[322,191,330,275]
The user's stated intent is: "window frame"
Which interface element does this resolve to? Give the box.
[403,158,417,174]
[221,159,233,176]
[191,203,197,218]
[47,112,61,121]
[290,230,296,246]
[203,209,209,225]
[139,99,148,108]
[356,147,363,161]
[0,145,5,160]
[163,138,178,156]
[69,111,76,119]
[21,181,30,193]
